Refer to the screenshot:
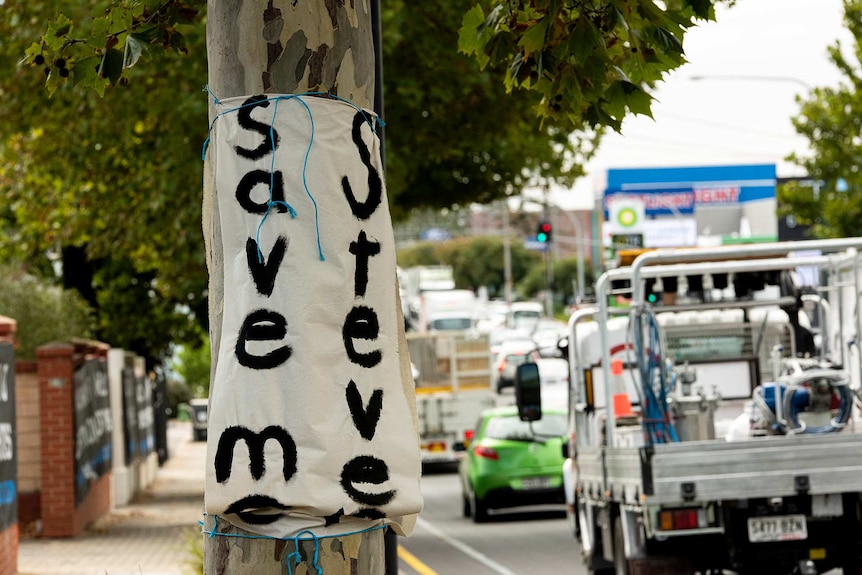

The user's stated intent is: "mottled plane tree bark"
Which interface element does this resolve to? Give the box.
[202,1,390,573]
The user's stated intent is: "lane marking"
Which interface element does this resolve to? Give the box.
[398,545,439,575]
[415,516,518,575]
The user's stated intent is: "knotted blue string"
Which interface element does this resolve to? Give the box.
[200,87,381,263]
[287,530,323,575]
[198,514,387,574]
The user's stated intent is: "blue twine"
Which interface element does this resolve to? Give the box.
[199,513,387,573]
[287,530,323,575]
[200,87,381,262]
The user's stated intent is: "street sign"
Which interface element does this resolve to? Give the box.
[525,238,549,251]
[611,233,644,249]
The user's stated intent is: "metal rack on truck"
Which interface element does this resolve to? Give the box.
[558,238,862,575]
[407,330,495,464]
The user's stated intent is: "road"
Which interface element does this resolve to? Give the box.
[397,463,586,575]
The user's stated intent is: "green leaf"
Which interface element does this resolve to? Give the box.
[604,81,627,121]
[654,26,684,54]
[98,49,123,83]
[91,17,110,39]
[71,57,99,87]
[47,13,73,39]
[623,83,654,117]
[458,4,486,54]
[569,17,601,63]
[45,68,65,95]
[519,18,548,56]
[123,35,146,68]
[686,0,715,20]
[171,31,188,55]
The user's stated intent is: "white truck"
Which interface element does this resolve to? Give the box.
[400,265,455,331]
[543,238,862,575]
[406,330,495,464]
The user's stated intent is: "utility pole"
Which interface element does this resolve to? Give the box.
[202,2,417,573]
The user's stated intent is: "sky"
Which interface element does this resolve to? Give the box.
[548,0,856,210]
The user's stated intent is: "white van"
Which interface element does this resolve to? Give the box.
[508,301,544,332]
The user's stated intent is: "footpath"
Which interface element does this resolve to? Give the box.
[17,421,206,575]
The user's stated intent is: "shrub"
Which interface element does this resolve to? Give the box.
[0,263,93,359]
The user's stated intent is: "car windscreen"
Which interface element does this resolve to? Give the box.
[484,413,567,441]
[430,317,472,331]
[506,353,531,366]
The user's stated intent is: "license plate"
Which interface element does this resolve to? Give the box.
[521,476,551,490]
[748,515,808,542]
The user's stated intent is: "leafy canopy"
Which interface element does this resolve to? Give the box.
[780,0,862,238]
[0,263,93,360]
[0,0,208,364]
[459,0,732,132]
[381,0,597,216]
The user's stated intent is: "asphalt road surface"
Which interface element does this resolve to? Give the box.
[397,463,587,575]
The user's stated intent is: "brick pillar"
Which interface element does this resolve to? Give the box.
[37,342,76,538]
[0,316,18,575]
[14,361,39,524]
[37,340,112,538]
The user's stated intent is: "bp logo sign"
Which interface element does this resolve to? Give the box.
[617,206,639,228]
[609,198,644,232]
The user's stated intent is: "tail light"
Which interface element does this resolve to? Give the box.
[474,446,499,461]
[658,508,709,531]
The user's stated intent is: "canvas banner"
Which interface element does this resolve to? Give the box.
[205,94,422,538]
[73,359,112,505]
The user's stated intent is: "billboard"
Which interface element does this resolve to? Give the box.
[603,164,777,249]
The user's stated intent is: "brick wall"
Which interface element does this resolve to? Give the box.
[15,361,39,523]
[37,340,112,538]
[0,523,18,575]
[0,316,17,575]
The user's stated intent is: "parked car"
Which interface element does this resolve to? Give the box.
[531,320,567,357]
[488,327,534,358]
[458,405,567,523]
[494,349,539,393]
[189,398,208,442]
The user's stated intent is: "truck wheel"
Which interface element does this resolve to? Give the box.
[613,516,629,575]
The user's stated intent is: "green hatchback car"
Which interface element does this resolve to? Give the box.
[458,405,567,523]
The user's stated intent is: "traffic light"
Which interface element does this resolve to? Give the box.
[536,221,552,243]
[644,278,659,304]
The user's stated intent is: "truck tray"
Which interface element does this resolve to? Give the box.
[578,431,862,505]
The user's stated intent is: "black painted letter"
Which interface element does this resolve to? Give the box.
[236,309,292,369]
[346,380,383,440]
[214,425,298,483]
[342,306,382,368]
[341,112,383,220]
[246,236,288,297]
[349,231,380,298]
[236,170,287,214]
[235,94,279,161]
[340,455,395,506]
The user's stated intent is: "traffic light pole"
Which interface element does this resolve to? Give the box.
[544,245,554,318]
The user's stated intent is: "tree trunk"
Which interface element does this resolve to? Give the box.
[201,1,383,573]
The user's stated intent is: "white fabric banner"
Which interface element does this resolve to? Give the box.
[205,94,422,538]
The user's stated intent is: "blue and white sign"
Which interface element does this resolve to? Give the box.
[603,164,777,247]
[0,343,15,531]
